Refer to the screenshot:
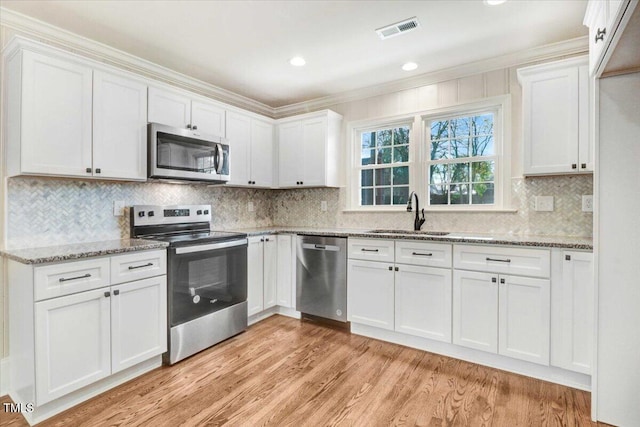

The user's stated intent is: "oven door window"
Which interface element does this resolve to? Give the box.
[170,244,247,326]
[156,131,218,175]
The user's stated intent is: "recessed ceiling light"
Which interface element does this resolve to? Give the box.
[484,0,507,5]
[402,62,418,71]
[289,56,306,67]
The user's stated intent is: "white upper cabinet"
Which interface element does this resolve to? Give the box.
[518,56,591,175]
[277,110,342,188]
[4,41,148,181]
[7,50,93,178]
[148,86,226,137]
[226,111,274,187]
[93,70,148,180]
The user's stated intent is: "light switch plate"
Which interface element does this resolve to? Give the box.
[582,195,593,212]
[113,200,125,216]
[534,196,554,212]
[248,201,254,212]
[321,201,328,212]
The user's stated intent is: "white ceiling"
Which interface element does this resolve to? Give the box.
[1,0,588,108]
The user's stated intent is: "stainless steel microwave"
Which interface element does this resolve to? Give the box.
[148,123,230,183]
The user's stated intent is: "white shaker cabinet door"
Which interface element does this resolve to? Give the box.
[276,235,294,308]
[278,121,303,187]
[498,275,550,365]
[21,50,93,177]
[347,259,394,330]
[301,117,327,187]
[111,276,167,374]
[35,288,111,405]
[191,100,225,137]
[452,270,498,354]
[247,237,265,316]
[250,119,274,187]
[93,70,148,180]
[263,236,278,310]
[395,264,452,343]
[148,86,191,129]
[226,111,252,186]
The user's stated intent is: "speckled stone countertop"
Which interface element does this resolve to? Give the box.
[0,239,169,265]
[231,227,593,250]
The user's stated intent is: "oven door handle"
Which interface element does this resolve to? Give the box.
[175,238,248,254]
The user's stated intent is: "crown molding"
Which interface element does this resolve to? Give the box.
[0,7,274,117]
[272,36,589,118]
[1,7,588,120]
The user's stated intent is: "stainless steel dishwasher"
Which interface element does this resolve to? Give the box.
[296,235,347,322]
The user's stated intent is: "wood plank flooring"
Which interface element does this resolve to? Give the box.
[1,315,607,426]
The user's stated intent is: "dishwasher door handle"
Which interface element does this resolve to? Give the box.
[301,243,340,252]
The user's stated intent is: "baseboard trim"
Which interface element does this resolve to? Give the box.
[351,323,591,392]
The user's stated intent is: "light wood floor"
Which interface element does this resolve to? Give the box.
[2,315,607,426]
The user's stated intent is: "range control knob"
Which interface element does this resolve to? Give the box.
[138,211,145,217]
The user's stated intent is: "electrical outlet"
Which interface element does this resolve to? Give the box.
[248,201,254,212]
[113,200,125,216]
[582,195,593,212]
[321,201,328,212]
[534,196,554,212]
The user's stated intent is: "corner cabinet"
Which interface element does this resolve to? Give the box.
[4,41,148,181]
[277,110,342,188]
[518,56,591,175]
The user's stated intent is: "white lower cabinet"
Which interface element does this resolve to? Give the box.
[111,276,167,373]
[347,259,395,330]
[35,287,111,405]
[247,235,278,316]
[453,270,550,365]
[453,271,499,353]
[551,250,594,374]
[395,264,452,342]
[276,235,295,308]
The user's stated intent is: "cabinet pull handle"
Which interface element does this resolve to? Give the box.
[95,168,101,174]
[565,255,571,261]
[581,163,587,169]
[486,257,511,263]
[595,27,606,43]
[500,278,505,284]
[128,262,153,270]
[59,273,91,282]
[394,267,399,271]
[86,167,92,173]
[412,252,432,257]
[571,163,577,169]
[104,291,111,298]
[388,266,393,271]
[361,248,379,252]
[113,290,120,296]
[491,277,497,283]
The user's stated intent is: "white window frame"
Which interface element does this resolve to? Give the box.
[346,96,511,212]
[422,97,510,211]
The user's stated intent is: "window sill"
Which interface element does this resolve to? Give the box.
[343,207,518,213]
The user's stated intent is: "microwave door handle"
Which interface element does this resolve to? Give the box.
[216,143,223,174]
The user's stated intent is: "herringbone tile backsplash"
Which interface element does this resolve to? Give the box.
[6,175,592,248]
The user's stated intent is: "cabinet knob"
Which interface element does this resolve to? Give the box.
[388,266,392,271]
[571,163,577,169]
[500,278,505,284]
[260,238,264,242]
[248,180,252,184]
[86,167,92,173]
[491,277,497,283]
[104,291,111,298]
[394,267,399,272]
[581,163,587,169]
[95,168,101,174]
[192,125,198,130]
[595,27,606,43]
[186,124,192,129]
[265,238,270,242]
[565,254,571,261]
[113,290,120,296]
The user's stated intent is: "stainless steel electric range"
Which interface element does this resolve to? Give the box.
[131,204,248,364]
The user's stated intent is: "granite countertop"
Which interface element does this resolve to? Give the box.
[231,227,593,250]
[0,239,169,265]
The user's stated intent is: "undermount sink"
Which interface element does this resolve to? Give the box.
[368,229,450,236]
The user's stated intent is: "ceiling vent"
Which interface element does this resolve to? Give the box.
[375,17,420,40]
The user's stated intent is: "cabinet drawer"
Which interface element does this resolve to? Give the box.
[348,238,394,263]
[453,245,550,278]
[110,249,166,285]
[395,241,452,268]
[35,258,111,301]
